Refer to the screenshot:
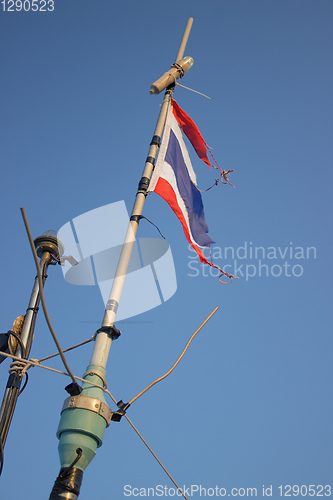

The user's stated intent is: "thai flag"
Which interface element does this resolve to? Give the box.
[149,100,233,282]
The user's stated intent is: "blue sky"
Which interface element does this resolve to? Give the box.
[0,1,332,498]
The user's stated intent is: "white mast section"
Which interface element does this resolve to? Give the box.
[90,18,194,369]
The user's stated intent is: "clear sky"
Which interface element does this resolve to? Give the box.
[0,1,332,499]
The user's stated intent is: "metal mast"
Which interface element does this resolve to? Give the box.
[0,232,63,453]
[49,18,194,499]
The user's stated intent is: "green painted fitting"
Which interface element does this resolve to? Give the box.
[56,364,110,470]
[58,432,98,470]
[56,406,107,469]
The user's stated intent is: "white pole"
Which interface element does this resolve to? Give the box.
[90,18,194,369]
[175,17,193,61]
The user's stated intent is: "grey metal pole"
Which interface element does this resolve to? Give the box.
[17,253,51,357]
[0,252,52,447]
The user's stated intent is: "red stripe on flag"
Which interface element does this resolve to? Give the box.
[172,99,213,169]
[154,177,233,282]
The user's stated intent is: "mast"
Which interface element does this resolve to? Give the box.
[49,18,194,499]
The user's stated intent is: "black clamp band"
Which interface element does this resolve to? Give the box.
[95,325,121,341]
[51,467,83,498]
[150,135,160,147]
[137,176,150,195]
[145,156,155,165]
[130,215,144,224]
[27,306,39,312]
[111,400,131,422]
[6,372,22,390]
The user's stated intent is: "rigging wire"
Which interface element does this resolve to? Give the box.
[0,307,218,494]
[175,80,211,100]
[0,351,117,399]
[37,337,94,363]
[0,348,188,499]
[127,306,219,406]
[20,207,77,386]
[0,306,219,406]
[124,414,189,500]
[0,351,185,498]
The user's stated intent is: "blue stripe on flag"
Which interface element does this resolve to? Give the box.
[165,129,214,247]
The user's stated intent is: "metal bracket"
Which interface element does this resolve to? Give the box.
[94,325,121,341]
[59,255,79,267]
[82,369,107,389]
[110,400,130,422]
[61,395,113,427]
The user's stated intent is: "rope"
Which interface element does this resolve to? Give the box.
[220,169,235,188]
[9,359,27,375]
[218,272,238,284]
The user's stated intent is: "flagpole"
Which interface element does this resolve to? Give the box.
[91,17,194,366]
[49,18,194,499]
